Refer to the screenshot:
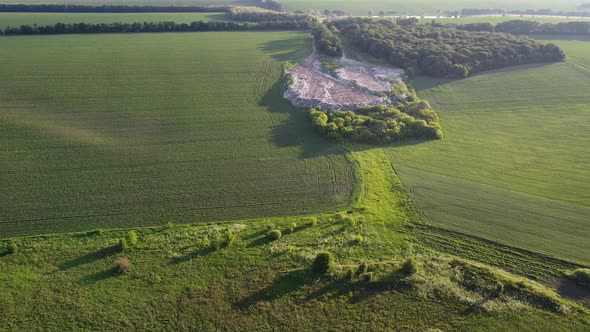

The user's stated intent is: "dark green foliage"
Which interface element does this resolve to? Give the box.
[1,19,312,36]
[118,239,129,252]
[6,243,17,255]
[311,251,335,275]
[496,20,590,37]
[312,23,343,57]
[569,268,590,288]
[0,4,231,13]
[309,103,443,145]
[331,18,566,78]
[400,258,417,275]
[226,7,314,25]
[267,229,282,241]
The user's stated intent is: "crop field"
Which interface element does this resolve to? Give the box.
[385,38,590,264]
[0,12,226,27]
[0,32,355,238]
[425,16,590,25]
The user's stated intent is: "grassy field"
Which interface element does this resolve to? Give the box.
[0,12,226,27]
[385,37,590,264]
[0,32,356,238]
[0,148,588,330]
[425,16,590,24]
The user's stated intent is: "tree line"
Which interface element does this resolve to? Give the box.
[0,1,284,13]
[458,8,590,17]
[328,18,565,78]
[226,6,316,27]
[1,20,310,36]
[432,20,590,35]
[309,101,443,145]
[0,4,230,13]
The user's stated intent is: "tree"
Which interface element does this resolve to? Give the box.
[311,251,335,274]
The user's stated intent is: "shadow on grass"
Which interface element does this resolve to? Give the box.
[234,269,311,309]
[557,278,590,302]
[79,269,118,285]
[246,235,273,248]
[170,247,214,265]
[59,245,119,270]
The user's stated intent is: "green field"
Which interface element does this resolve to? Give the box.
[0,12,226,27]
[0,32,355,238]
[0,0,583,15]
[385,38,590,264]
[426,16,590,24]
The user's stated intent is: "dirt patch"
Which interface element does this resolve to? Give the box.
[284,38,405,111]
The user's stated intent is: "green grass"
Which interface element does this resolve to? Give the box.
[0,32,356,238]
[0,12,227,27]
[385,37,590,264]
[0,147,588,330]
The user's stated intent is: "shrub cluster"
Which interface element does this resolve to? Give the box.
[112,257,132,274]
[267,229,282,241]
[331,18,565,78]
[309,103,442,144]
[311,252,335,275]
[569,268,590,288]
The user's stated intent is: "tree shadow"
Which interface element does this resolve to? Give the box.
[246,235,273,248]
[169,247,214,265]
[557,278,590,304]
[59,245,119,270]
[79,269,117,285]
[234,269,311,309]
[257,34,311,62]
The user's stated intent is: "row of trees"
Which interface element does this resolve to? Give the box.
[226,6,316,27]
[495,20,590,35]
[432,20,590,35]
[1,20,311,35]
[331,18,565,78]
[0,4,230,13]
[309,102,443,144]
[312,23,343,57]
[459,8,590,17]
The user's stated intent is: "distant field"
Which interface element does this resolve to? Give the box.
[0,0,582,15]
[0,32,354,238]
[425,16,590,24]
[385,39,590,264]
[0,12,226,27]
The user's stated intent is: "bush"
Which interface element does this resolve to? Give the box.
[400,258,418,275]
[118,239,129,252]
[126,230,138,247]
[289,223,297,233]
[569,268,590,288]
[112,257,132,274]
[357,261,369,275]
[6,243,17,255]
[352,234,364,245]
[311,251,335,275]
[88,228,104,236]
[222,230,236,248]
[267,230,282,241]
[307,217,318,226]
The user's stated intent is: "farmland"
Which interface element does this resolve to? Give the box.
[0,32,355,238]
[385,37,590,264]
[0,12,226,27]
